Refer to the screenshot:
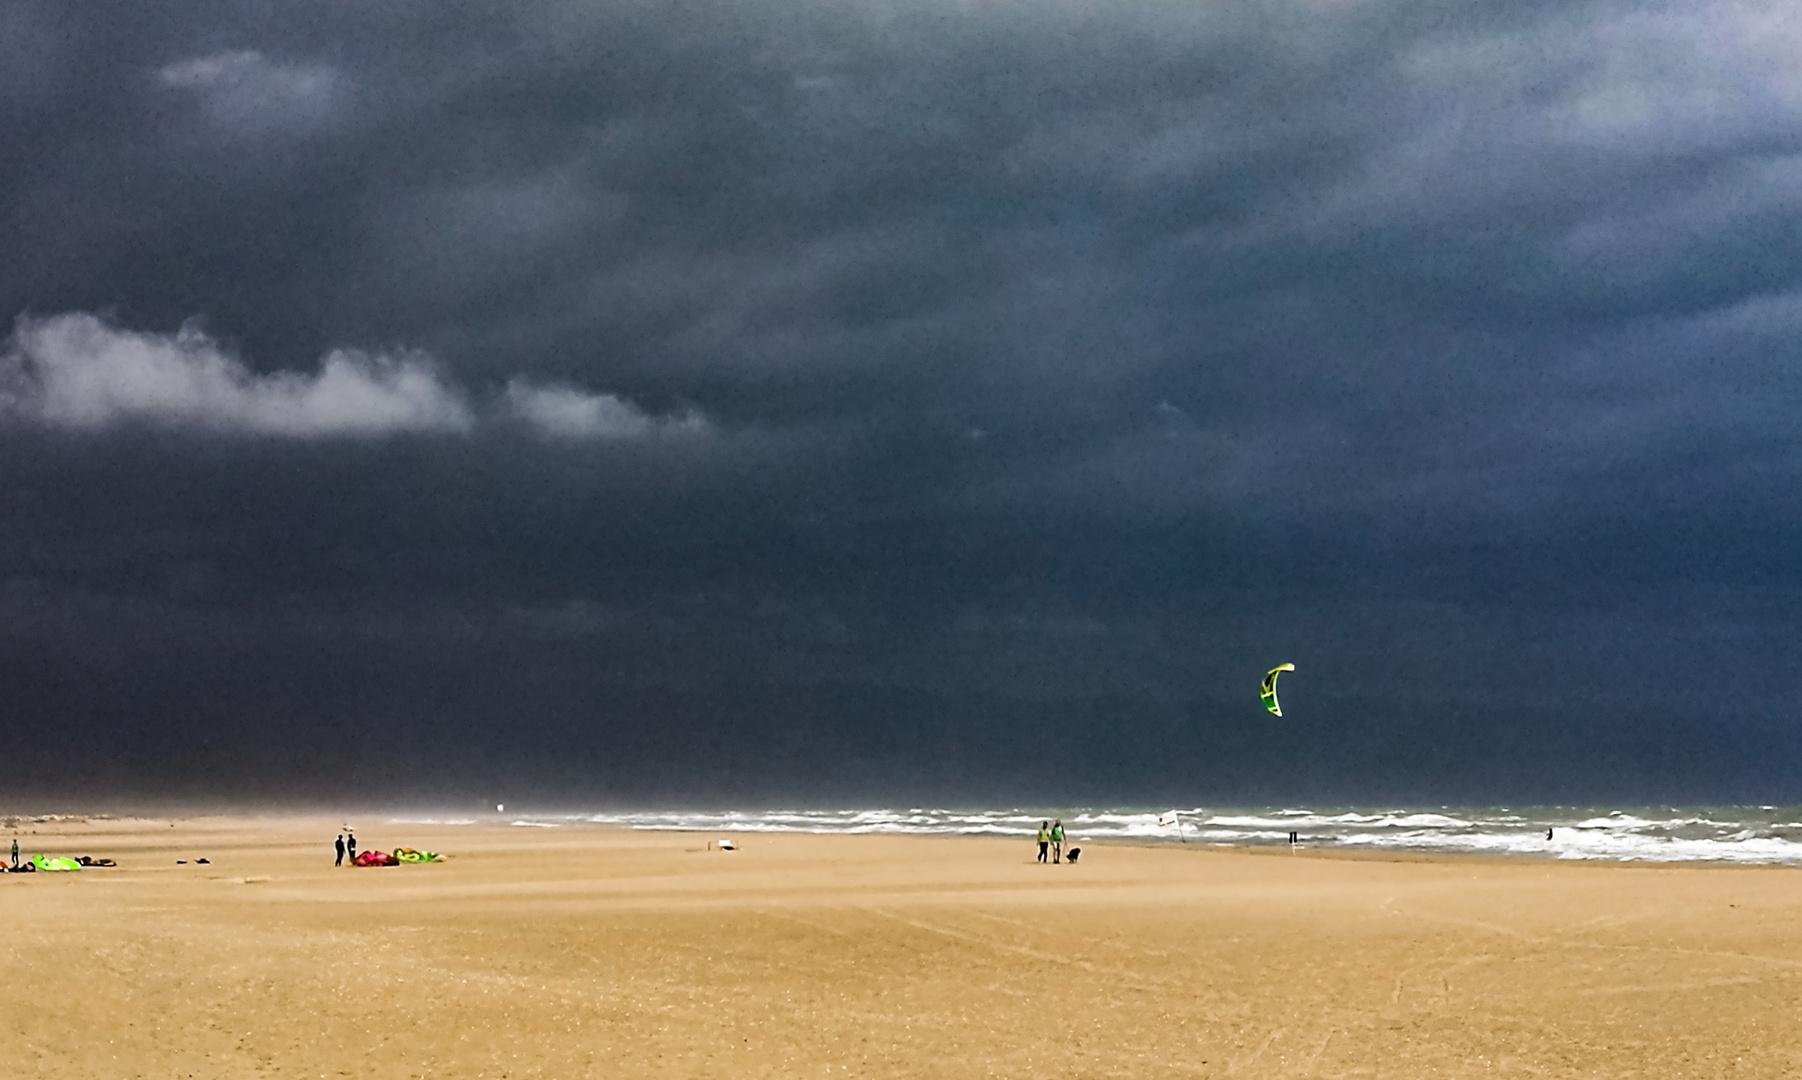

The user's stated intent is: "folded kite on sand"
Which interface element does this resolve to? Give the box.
[352,848,441,866]
[31,855,81,871]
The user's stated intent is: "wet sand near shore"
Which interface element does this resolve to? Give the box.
[4,814,1802,1078]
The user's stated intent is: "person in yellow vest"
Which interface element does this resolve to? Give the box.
[1051,819,1065,863]
[1036,821,1051,863]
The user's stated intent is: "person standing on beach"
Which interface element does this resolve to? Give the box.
[9,837,16,869]
[1051,820,1065,864]
[334,834,345,866]
[347,831,357,862]
[1036,821,1051,863]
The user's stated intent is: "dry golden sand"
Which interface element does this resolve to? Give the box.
[3,816,1802,1078]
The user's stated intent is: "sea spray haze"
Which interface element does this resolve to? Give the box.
[2,1,1802,803]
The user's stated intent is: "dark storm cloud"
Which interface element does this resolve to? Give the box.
[3,0,1802,804]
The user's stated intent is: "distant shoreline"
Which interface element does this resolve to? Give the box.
[9,809,1802,870]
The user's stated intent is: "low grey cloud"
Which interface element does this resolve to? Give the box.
[503,378,706,440]
[155,48,340,133]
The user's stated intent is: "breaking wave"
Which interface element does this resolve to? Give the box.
[485,806,1802,865]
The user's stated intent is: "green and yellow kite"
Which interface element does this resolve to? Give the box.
[1261,663,1295,716]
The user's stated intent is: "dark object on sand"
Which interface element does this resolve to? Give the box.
[196,858,210,864]
[176,860,187,864]
[1066,847,1081,863]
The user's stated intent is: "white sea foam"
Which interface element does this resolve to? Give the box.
[495,805,1802,866]
[386,817,476,826]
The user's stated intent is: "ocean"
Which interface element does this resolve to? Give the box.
[400,806,1802,866]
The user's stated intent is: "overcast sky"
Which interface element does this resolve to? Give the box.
[4,0,1801,806]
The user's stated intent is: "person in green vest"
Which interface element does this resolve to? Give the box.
[1036,821,1051,863]
[1051,820,1065,864]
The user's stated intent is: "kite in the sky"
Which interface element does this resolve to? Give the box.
[1261,663,1295,716]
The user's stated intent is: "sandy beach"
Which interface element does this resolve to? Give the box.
[3,816,1801,1078]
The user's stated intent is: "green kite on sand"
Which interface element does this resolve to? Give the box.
[31,855,81,871]
[1261,663,1295,716]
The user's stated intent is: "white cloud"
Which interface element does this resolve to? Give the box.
[5,314,470,436]
[504,378,705,440]
[2,313,707,442]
